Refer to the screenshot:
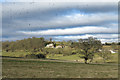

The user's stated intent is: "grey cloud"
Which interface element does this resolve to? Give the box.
[2,2,117,30]
[18,26,118,36]
[3,2,117,20]
[2,2,118,43]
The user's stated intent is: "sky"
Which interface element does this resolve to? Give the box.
[2,1,119,43]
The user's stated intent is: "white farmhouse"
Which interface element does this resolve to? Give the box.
[109,50,116,54]
[56,45,63,48]
[45,44,54,48]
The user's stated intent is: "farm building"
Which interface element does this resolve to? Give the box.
[55,45,63,48]
[45,43,64,48]
[109,50,116,53]
[45,44,54,48]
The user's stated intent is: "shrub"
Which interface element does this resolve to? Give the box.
[36,54,46,58]
[99,48,112,63]
[63,47,72,56]
[25,54,37,59]
[25,53,46,59]
[72,52,76,55]
[71,50,77,55]
[54,48,63,54]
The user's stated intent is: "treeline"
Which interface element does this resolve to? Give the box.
[2,37,119,53]
[104,42,120,45]
[2,37,119,63]
[2,37,77,52]
[2,37,47,52]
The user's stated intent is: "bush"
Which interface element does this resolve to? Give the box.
[25,54,37,59]
[63,47,72,56]
[54,48,63,54]
[71,50,77,55]
[98,48,112,63]
[43,48,63,54]
[36,54,46,58]
[72,52,76,55]
[25,54,46,59]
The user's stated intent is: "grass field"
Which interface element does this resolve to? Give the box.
[2,51,30,57]
[47,53,118,63]
[2,51,118,63]
[2,49,118,78]
[2,58,118,78]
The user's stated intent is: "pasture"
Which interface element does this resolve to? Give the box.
[2,44,118,78]
[2,51,118,63]
[2,57,118,78]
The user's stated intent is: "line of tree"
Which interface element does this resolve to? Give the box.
[104,42,120,45]
[2,37,118,64]
[2,37,47,52]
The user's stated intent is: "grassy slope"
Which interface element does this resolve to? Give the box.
[2,51,118,63]
[47,53,118,63]
[2,58,118,78]
[2,51,30,57]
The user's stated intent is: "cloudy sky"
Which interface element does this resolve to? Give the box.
[2,1,118,43]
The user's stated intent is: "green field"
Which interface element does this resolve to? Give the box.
[2,58,118,78]
[2,50,118,78]
[2,51,118,63]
